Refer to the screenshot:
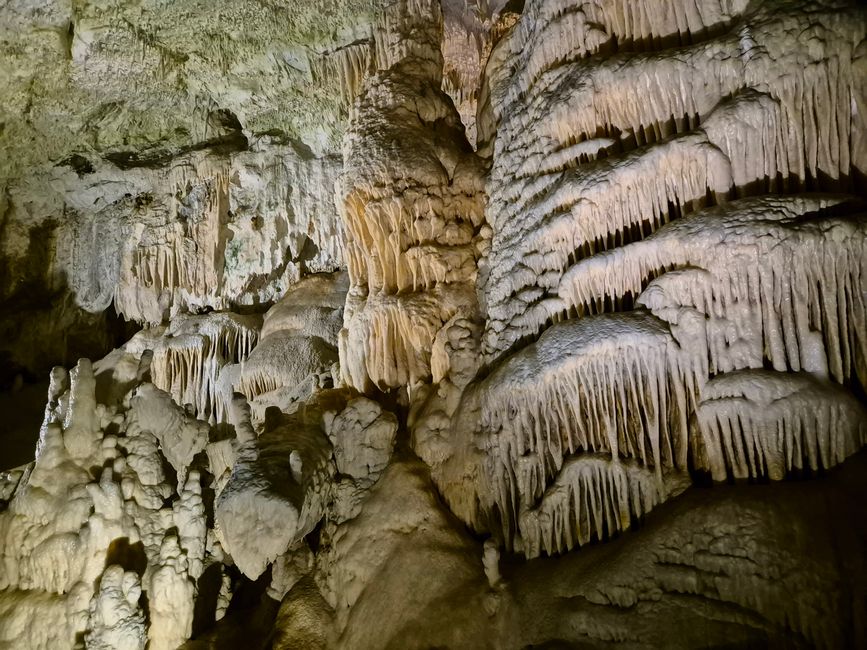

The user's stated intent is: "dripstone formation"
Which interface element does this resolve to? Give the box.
[1,0,866,648]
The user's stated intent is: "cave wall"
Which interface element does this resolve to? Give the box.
[1,0,866,648]
[0,0,388,374]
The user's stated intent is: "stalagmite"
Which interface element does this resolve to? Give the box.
[214,393,337,579]
[62,359,101,461]
[84,566,147,650]
[0,350,223,648]
[173,471,207,580]
[145,536,195,650]
[1,0,867,647]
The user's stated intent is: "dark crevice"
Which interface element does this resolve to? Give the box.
[104,109,248,170]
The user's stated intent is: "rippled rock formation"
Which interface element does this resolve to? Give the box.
[1,0,866,648]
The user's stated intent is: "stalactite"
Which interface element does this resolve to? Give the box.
[482,4,866,359]
[568,195,867,387]
[310,42,374,107]
[693,370,867,481]
[114,169,231,325]
[468,312,698,551]
[125,313,261,424]
[3,0,867,646]
[482,312,693,479]
[337,0,486,391]
[411,0,867,568]
[519,455,665,558]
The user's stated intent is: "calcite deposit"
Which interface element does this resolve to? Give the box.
[1,0,866,648]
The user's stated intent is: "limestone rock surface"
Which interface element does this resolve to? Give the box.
[1,0,867,648]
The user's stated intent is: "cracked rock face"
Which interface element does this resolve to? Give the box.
[1,0,867,648]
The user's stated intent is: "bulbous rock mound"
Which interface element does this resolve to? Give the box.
[1,0,867,648]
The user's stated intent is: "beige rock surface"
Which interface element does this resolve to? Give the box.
[1,0,866,648]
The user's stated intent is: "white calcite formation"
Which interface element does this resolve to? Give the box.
[0,0,384,376]
[229,272,347,420]
[64,148,344,326]
[145,535,195,650]
[84,566,146,650]
[214,387,398,582]
[214,393,336,580]
[1,0,867,648]
[518,455,666,558]
[0,357,215,649]
[327,397,398,482]
[465,312,696,551]
[694,370,867,481]
[122,312,262,423]
[568,195,867,385]
[440,0,513,145]
[2,141,346,382]
[338,0,487,391]
[415,0,867,562]
[127,383,210,480]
